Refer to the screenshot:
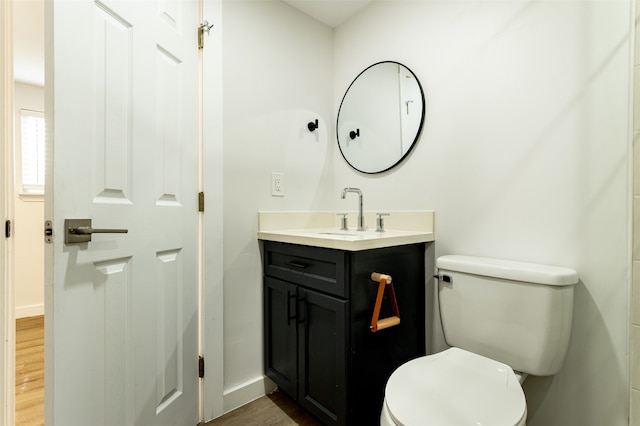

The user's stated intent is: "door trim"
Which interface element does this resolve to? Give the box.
[1,1,16,425]
[201,0,225,420]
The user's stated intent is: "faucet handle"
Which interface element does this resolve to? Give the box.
[337,213,348,231]
[376,213,390,232]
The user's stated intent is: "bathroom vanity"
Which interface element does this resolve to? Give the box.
[259,212,435,425]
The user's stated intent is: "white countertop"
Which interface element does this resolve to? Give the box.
[257,228,434,251]
[257,211,435,251]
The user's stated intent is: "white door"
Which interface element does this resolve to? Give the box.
[44,0,199,424]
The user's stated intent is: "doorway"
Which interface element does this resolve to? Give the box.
[12,0,45,424]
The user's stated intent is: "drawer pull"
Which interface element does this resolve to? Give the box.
[370,272,400,333]
[286,261,308,269]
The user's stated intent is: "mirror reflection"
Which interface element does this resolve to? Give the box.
[337,61,425,174]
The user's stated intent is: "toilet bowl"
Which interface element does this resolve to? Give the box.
[380,255,578,426]
[380,348,527,426]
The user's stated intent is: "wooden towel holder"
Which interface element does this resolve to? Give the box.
[370,272,400,333]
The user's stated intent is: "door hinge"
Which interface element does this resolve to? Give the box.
[5,220,10,238]
[198,192,205,212]
[198,356,205,378]
[198,20,213,50]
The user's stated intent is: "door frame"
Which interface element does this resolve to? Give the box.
[1,1,16,425]
[201,0,224,420]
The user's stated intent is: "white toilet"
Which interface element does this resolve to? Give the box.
[381,255,579,426]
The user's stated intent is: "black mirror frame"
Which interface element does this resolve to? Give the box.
[336,61,426,174]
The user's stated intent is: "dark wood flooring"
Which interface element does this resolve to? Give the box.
[204,391,323,426]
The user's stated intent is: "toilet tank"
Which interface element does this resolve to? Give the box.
[436,255,578,376]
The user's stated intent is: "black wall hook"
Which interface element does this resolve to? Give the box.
[308,119,318,132]
[349,129,360,140]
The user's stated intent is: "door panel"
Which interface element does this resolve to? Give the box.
[46,0,198,425]
[264,277,298,398]
[155,249,184,410]
[94,1,133,204]
[298,288,348,425]
[94,257,134,426]
[156,46,182,204]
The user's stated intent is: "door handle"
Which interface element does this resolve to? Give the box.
[71,226,128,235]
[287,290,297,326]
[65,219,128,244]
[297,289,306,324]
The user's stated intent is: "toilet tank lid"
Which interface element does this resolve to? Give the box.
[437,255,578,286]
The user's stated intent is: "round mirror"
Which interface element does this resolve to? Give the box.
[336,61,425,174]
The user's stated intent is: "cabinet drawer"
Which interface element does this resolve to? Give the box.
[263,241,348,298]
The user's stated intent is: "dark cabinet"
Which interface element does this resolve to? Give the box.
[264,276,348,423]
[262,240,426,425]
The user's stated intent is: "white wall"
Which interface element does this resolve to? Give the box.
[13,82,44,318]
[217,0,632,423]
[334,1,631,425]
[221,0,335,407]
[628,0,640,423]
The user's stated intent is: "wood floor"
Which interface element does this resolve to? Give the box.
[14,316,321,426]
[204,391,323,426]
[16,315,44,426]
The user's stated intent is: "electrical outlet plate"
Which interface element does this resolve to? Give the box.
[271,172,284,196]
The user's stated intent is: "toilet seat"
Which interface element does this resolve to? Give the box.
[383,347,527,426]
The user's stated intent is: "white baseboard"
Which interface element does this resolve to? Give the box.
[222,375,276,415]
[15,304,44,319]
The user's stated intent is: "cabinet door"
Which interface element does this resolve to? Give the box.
[264,277,298,398]
[297,288,349,426]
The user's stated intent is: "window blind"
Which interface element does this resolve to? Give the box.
[19,109,45,194]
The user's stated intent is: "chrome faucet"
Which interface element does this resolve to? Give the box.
[340,187,364,231]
